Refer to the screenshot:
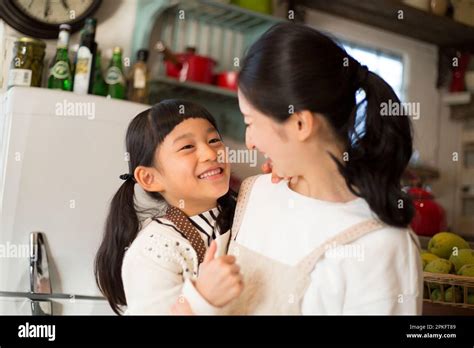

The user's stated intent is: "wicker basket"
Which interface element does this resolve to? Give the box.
[423,271,474,309]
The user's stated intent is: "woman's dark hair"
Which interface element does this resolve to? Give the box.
[94,99,236,315]
[238,23,414,228]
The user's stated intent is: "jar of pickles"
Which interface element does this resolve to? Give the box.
[7,37,46,89]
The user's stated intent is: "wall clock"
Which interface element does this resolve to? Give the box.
[0,0,102,39]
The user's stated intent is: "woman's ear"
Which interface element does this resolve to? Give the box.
[292,110,316,142]
[134,166,165,193]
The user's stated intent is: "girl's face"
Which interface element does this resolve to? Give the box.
[238,89,301,179]
[155,118,230,212]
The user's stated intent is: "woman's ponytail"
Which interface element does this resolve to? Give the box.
[336,65,415,227]
[95,178,139,315]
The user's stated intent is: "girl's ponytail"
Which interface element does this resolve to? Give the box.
[95,177,139,315]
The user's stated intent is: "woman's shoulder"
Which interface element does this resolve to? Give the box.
[307,223,422,313]
[333,223,422,291]
[355,223,420,255]
[237,174,281,202]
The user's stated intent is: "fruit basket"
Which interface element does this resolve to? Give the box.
[423,272,474,308]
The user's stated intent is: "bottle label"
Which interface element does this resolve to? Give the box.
[51,61,70,80]
[133,68,146,89]
[8,69,32,88]
[105,66,124,85]
[73,46,93,94]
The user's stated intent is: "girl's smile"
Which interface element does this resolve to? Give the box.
[197,166,225,180]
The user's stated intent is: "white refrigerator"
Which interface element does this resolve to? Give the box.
[0,87,149,315]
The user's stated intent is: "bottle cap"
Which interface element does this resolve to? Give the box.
[137,49,149,62]
[113,46,123,54]
[17,37,46,48]
[59,24,71,31]
[85,18,97,27]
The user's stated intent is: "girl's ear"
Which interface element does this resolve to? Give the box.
[134,166,165,193]
[292,110,316,142]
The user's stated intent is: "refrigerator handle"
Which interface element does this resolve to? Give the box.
[29,232,53,315]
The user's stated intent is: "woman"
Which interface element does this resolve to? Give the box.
[230,22,423,314]
[177,22,423,315]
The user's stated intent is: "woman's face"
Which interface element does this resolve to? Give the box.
[155,118,230,209]
[238,89,302,179]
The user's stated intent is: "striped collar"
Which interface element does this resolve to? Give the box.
[188,207,221,246]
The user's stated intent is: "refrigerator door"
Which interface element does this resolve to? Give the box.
[0,87,149,314]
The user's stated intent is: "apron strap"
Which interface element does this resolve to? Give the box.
[163,205,207,264]
[231,175,260,241]
[297,219,385,275]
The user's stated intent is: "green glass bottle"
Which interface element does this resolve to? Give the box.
[105,46,126,99]
[48,24,73,91]
[92,49,107,96]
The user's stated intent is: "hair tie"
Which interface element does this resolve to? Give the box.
[119,173,135,182]
[357,64,369,87]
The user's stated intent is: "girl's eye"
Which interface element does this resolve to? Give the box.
[209,138,222,144]
[180,144,194,151]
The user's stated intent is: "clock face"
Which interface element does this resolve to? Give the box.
[13,0,95,25]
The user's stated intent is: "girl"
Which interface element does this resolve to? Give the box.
[176,23,423,315]
[94,99,242,315]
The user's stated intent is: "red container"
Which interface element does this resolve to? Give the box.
[409,187,447,236]
[450,52,470,92]
[215,71,239,90]
[165,53,215,84]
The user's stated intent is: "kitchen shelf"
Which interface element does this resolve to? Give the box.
[442,93,474,120]
[297,0,474,50]
[403,164,440,181]
[132,0,283,142]
[149,76,237,102]
[442,92,472,106]
[149,76,245,141]
[132,0,285,61]
[178,0,284,32]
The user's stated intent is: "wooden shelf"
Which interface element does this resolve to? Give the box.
[442,92,472,106]
[403,164,440,181]
[149,76,237,102]
[442,93,474,120]
[298,0,474,50]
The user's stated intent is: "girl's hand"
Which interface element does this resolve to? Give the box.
[195,241,243,307]
[261,159,297,185]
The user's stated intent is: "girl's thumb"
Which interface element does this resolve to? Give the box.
[202,240,217,264]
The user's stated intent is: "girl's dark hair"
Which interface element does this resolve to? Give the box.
[238,23,414,228]
[94,99,236,315]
